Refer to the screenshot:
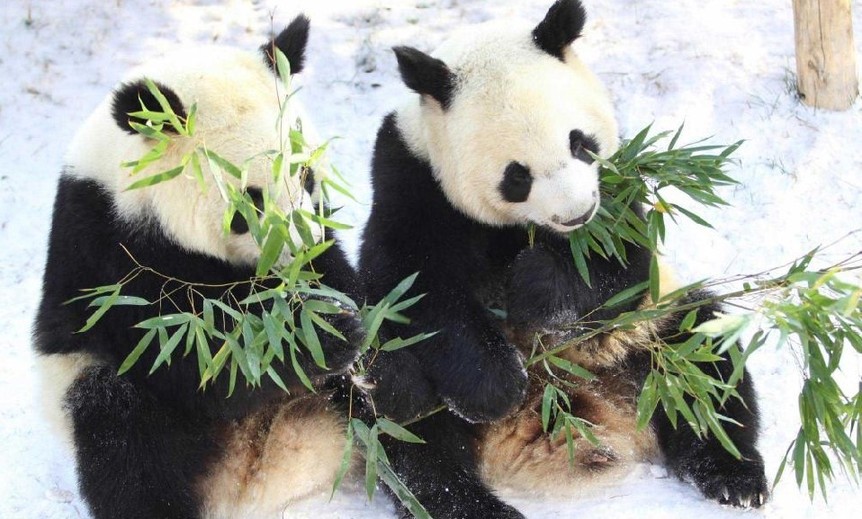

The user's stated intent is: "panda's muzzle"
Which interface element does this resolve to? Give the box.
[552,199,598,229]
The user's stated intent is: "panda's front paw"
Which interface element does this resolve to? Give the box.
[684,448,769,508]
[439,336,528,423]
[506,246,578,329]
[314,303,365,375]
[360,349,439,422]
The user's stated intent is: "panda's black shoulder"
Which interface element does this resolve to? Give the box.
[34,173,251,357]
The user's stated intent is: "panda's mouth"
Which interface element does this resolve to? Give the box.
[547,202,598,232]
[554,212,593,228]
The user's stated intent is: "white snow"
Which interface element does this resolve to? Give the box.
[1,1,860,518]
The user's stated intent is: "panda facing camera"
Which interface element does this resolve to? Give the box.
[358,1,768,517]
[34,16,364,519]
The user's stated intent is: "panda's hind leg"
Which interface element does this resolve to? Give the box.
[66,365,215,519]
[381,411,524,519]
[648,292,769,508]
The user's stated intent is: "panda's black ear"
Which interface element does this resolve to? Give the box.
[262,14,310,75]
[111,80,187,136]
[393,46,455,110]
[532,0,587,61]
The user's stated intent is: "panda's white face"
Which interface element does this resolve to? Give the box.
[65,20,320,266]
[395,5,617,234]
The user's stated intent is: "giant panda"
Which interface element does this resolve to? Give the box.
[357,1,769,517]
[34,16,364,519]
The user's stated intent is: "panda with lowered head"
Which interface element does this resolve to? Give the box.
[359,1,769,517]
[34,16,364,519]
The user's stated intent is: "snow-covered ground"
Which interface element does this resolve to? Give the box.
[1,1,860,518]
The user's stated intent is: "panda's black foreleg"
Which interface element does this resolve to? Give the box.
[379,411,524,519]
[506,230,650,329]
[67,365,215,519]
[646,294,769,508]
[302,237,366,376]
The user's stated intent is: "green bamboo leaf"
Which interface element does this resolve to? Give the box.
[203,149,243,179]
[679,309,699,332]
[125,165,185,191]
[541,384,555,432]
[569,233,592,287]
[377,418,426,444]
[387,294,426,315]
[383,273,420,305]
[126,120,167,140]
[135,313,192,330]
[117,328,157,376]
[256,230,285,277]
[330,421,354,500]
[705,411,742,460]
[204,342,232,385]
[143,78,186,134]
[374,450,431,519]
[380,331,437,352]
[149,323,189,374]
[602,281,649,309]
[287,337,314,391]
[361,303,390,352]
[194,324,213,379]
[307,309,346,342]
[636,372,660,430]
[274,48,292,88]
[563,420,576,467]
[302,299,343,315]
[548,355,595,381]
[87,294,149,308]
[365,425,379,500]
[299,309,326,368]
[77,287,121,333]
[64,284,122,305]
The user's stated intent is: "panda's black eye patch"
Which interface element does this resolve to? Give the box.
[246,187,265,211]
[569,130,600,165]
[229,187,265,235]
[499,162,532,203]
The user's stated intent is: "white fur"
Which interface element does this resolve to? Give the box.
[65,45,324,266]
[35,352,98,451]
[397,20,618,232]
[199,397,348,519]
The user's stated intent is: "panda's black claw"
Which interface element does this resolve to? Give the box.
[686,452,770,509]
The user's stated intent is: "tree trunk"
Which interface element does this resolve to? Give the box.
[792,0,858,110]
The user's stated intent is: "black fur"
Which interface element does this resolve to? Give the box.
[532,0,587,60]
[303,166,317,196]
[569,129,599,164]
[261,14,310,75]
[393,46,456,109]
[67,365,212,519]
[360,109,766,513]
[628,292,768,507]
[358,114,653,516]
[111,80,187,135]
[380,412,524,519]
[498,162,532,203]
[35,173,362,519]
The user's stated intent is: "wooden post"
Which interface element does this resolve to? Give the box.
[792,0,858,110]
